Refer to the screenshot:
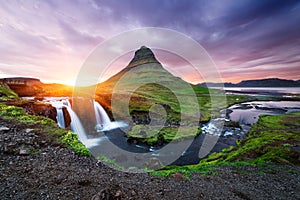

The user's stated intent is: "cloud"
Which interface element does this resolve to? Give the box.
[0,0,300,83]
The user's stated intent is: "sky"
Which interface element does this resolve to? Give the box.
[0,0,300,85]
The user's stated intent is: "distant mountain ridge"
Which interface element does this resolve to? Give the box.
[198,78,300,87]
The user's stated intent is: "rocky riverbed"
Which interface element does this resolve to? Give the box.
[1,117,299,199]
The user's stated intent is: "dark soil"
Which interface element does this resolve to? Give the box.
[1,118,299,200]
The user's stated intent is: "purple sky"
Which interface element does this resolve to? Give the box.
[0,0,300,85]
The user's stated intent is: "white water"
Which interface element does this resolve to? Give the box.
[93,100,127,132]
[50,101,65,128]
[64,106,88,142]
[56,108,65,128]
[50,98,127,148]
[94,101,111,129]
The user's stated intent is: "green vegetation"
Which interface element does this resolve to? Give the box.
[202,112,300,165]
[61,131,91,156]
[0,84,19,100]
[127,125,201,145]
[0,103,91,157]
[110,82,250,146]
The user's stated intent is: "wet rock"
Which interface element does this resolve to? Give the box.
[62,107,71,129]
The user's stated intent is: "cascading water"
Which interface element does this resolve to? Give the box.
[49,98,127,148]
[50,101,65,128]
[64,106,87,142]
[93,100,127,131]
[94,101,111,129]
[56,107,66,128]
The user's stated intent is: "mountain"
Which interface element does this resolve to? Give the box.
[198,78,300,87]
[95,46,200,125]
[97,46,186,93]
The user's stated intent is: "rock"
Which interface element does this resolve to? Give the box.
[62,107,71,128]
[134,155,142,161]
[115,190,121,197]
[127,46,159,68]
[19,148,30,155]
[0,126,10,131]
[98,188,111,200]
[131,190,136,196]
[145,157,163,170]
[25,128,34,133]
[171,172,186,181]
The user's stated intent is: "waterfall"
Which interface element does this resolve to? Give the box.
[50,101,65,128]
[50,99,87,142]
[56,107,66,128]
[50,98,127,148]
[64,106,87,142]
[94,101,111,129]
[92,100,127,131]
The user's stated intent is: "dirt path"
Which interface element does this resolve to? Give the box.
[0,118,299,199]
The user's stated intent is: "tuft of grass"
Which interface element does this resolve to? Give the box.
[60,131,91,156]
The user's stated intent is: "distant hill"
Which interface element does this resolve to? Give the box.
[0,77,74,97]
[198,78,300,87]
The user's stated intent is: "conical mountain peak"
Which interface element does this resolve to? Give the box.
[127,46,159,68]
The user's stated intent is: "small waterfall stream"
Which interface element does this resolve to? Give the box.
[65,106,87,142]
[50,101,65,128]
[56,107,66,128]
[94,101,111,130]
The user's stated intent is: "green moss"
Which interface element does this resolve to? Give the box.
[60,131,91,156]
[127,125,201,145]
[149,166,192,178]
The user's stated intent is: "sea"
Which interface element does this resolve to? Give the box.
[223,87,300,95]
